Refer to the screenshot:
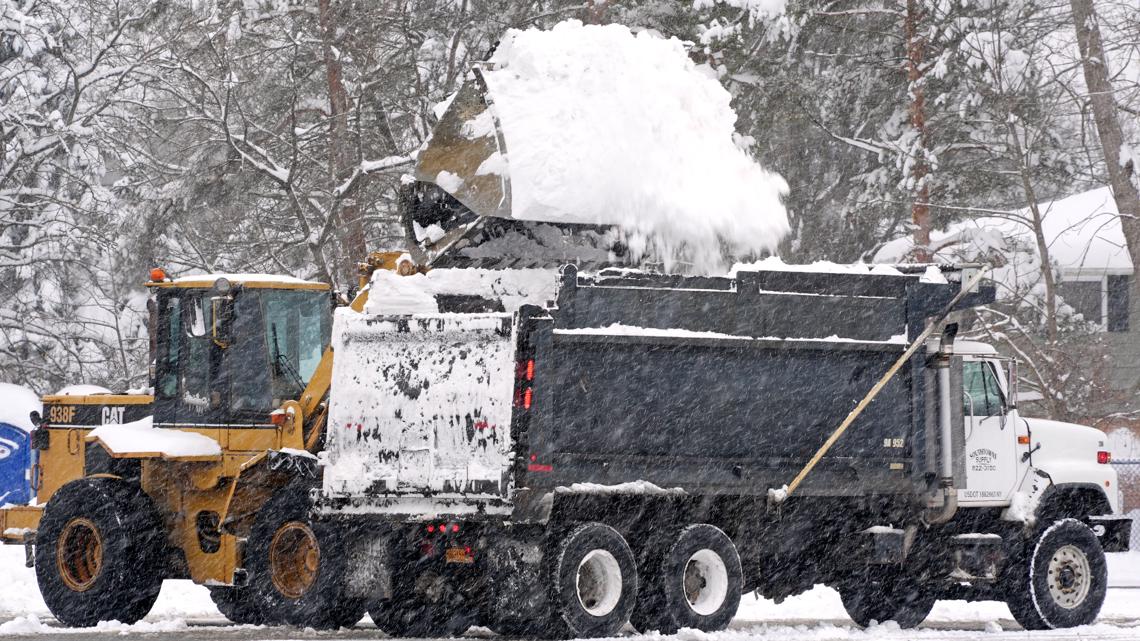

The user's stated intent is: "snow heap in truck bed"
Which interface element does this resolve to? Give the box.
[365,268,559,315]
[477,21,790,269]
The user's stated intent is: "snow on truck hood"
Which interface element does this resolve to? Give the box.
[431,20,790,270]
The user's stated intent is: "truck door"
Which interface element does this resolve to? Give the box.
[960,359,1020,504]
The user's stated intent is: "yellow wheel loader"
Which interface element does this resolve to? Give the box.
[0,257,408,628]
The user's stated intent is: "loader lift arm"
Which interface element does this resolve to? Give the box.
[293,251,412,451]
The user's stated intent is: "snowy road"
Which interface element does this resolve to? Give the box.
[1,546,1137,639]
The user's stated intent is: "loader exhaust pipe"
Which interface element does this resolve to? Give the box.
[926,323,959,525]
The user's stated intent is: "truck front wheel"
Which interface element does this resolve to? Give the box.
[35,478,165,627]
[549,522,639,638]
[838,567,934,629]
[632,524,742,634]
[1003,518,1107,630]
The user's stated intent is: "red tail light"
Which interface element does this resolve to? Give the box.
[1097,451,1111,464]
[514,358,536,409]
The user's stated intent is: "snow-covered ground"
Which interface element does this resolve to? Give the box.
[1,544,1136,637]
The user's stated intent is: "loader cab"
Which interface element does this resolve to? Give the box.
[146,274,332,429]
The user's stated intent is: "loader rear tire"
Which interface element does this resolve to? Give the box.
[838,567,934,629]
[246,484,366,629]
[1003,519,1106,630]
[35,478,165,627]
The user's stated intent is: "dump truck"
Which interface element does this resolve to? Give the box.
[5,261,1130,634]
[297,263,1129,636]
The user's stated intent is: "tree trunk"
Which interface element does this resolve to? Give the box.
[1069,0,1140,326]
[906,0,931,262]
[1008,122,1060,344]
[319,0,365,285]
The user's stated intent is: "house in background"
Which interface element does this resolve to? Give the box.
[874,186,1136,423]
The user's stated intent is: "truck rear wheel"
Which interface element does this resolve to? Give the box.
[246,485,366,629]
[632,524,742,634]
[35,478,165,627]
[1003,519,1107,630]
[369,569,472,638]
[838,567,934,629]
[549,522,638,638]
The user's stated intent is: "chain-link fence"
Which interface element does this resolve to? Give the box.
[1113,459,1140,551]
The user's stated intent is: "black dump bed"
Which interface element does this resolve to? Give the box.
[516,266,994,498]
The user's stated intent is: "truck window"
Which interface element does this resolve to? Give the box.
[963,361,1004,416]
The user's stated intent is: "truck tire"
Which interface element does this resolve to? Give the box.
[632,524,742,634]
[549,522,639,638]
[1003,518,1107,630]
[246,485,366,629]
[838,567,934,629]
[208,586,266,625]
[369,569,472,638]
[34,478,165,627]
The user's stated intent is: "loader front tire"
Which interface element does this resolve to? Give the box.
[208,586,266,625]
[35,478,166,627]
[246,485,366,629]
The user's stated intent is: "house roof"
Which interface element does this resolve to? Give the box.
[874,186,1133,277]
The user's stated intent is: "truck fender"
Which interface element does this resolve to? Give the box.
[1002,482,1112,528]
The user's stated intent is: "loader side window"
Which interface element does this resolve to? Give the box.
[157,296,181,399]
[963,361,1003,417]
[228,293,271,416]
[182,296,215,412]
[262,291,330,403]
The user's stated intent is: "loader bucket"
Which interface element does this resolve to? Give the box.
[415,68,511,221]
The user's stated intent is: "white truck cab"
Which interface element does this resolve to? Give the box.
[949,340,1121,521]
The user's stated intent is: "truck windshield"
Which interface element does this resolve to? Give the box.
[262,291,330,398]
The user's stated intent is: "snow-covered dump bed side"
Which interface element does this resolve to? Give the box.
[322,312,517,515]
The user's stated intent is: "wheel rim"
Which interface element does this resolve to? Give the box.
[576,549,623,617]
[683,549,729,616]
[269,521,320,599]
[1046,544,1091,609]
[57,517,103,592]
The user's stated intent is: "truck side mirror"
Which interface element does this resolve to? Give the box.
[29,410,42,428]
[1006,358,1018,411]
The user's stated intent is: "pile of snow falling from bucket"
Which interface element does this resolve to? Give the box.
[480,20,789,270]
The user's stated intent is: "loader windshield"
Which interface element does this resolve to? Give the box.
[262,291,330,401]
